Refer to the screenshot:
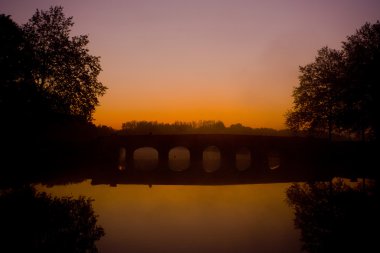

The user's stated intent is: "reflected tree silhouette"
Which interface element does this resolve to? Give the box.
[0,186,104,252]
[286,179,379,253]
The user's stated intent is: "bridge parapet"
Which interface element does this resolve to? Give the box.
[99,134,330,177]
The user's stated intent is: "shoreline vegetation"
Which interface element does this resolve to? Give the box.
[113,120,363,140]
[119,120,292,136]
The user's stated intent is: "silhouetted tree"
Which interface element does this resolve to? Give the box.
[120,120,291,135]
[230,123,254,134]
[0,14,31,90]
[22,6,107,121]
[286,47,344,140]
[0,14,41,129]
[341,22,380,140]
[0,186,104,252]
[287,22,380,141]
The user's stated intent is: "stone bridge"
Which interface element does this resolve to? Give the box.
[96,134,331,183]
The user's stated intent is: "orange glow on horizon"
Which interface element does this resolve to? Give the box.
[93,76,293,130]
[93,60,296,129]
[93,104,290,130]
[3,1,379,130]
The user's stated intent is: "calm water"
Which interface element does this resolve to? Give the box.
[3,142,376,252]
[37,181,301,253]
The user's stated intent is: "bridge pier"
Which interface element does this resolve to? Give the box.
[189,147,204,173]
[122,148,135,171]
[158,147,170,171]
[220,147,236,172]
[249,148,268,174]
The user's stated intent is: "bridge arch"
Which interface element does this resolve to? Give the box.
[133,147,159,171]
[168,146,190,172]
[267,150,281,170]
[109,134,323,177]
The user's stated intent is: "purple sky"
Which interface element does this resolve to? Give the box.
[1,0,379,128]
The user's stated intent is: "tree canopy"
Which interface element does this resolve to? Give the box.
[23,6,107,121]
[0,6,106,127]
[120,120,291,135]
[0,14,37,125]
[286,21,380,140]
[286,47,344,140]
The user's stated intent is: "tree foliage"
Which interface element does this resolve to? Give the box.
[0,14,38,125]
[1,6,106,125]
[341,22,380,138]
[22,6,107,121]
[120,120,291,135]
[286,47,344,139]
[0,15,31,87]
[287,21,380,140]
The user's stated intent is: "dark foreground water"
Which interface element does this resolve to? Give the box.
[38,181,300,253]
[3,144,377,253]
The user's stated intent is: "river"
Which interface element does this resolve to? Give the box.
[38,181,301,253]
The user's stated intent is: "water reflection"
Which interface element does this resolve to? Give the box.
[39,181,300,253]
[286,179,379,253]
[0,186,104,252]
[2,144,378,253]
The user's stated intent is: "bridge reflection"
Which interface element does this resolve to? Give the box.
[90,163,331,187]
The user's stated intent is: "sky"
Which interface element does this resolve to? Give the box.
[1,0,380,129]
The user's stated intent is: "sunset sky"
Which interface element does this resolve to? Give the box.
[2,0,380,129]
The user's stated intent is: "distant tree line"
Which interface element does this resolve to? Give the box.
[0,6,106,135]
[286,21,380,141]
[121,120,291,135]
